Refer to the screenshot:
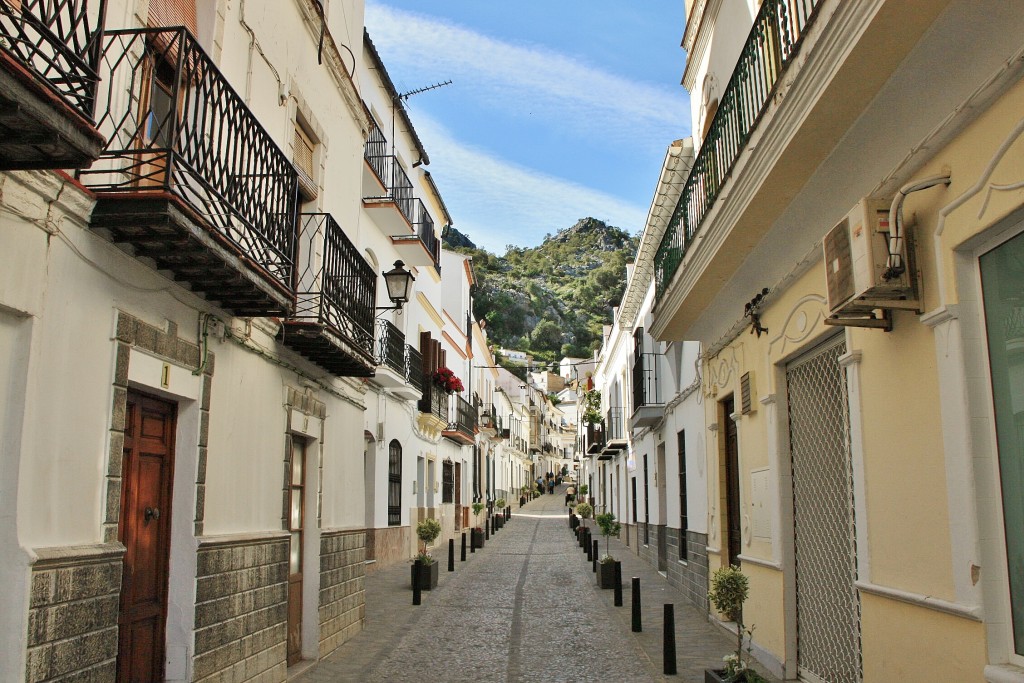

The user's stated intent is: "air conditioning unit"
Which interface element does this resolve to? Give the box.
[823,198,919,318]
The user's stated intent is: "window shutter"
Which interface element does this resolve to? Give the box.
[293,125,318,201]
[148,0,198,37]
[740,372,754,415]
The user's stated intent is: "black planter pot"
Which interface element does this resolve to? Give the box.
[494,515,503,530]
[705,669,759,683]
[471,528,485,549]
[597,560,618,589]
[411,560,439,590]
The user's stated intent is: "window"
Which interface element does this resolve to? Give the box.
[442,460,454,504]
[980,229,1024,654]
[388,440,402,526]
[678,429,688,561]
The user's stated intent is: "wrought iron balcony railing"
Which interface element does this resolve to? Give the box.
[377,319,406,374]
[364,143,415,225]
[654,0,823,301]
[0,0,106,118]
[419,380,449,423]
[445,394,476,443]
[364,117,388,186]
[478,403,501,431]
[376,320,426,392]
[605,407,624,442]
[632,353,662,409]
[406,347,424,394]
[81,28,298,313]
[282,214,376,376]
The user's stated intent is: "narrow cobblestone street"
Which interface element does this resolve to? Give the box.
[299,487,778,682]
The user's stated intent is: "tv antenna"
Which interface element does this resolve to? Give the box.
[397,80,453,102]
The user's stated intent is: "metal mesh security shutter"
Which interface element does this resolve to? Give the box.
[787,335,862,683]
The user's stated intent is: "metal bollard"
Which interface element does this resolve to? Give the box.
[413,568,422,606]
[631,577,642,632]
[664,603,677,675]
[614,562,623,607]
[586,532,593,561]
[485,518,490,540]
[461,532,467,561]
[592,539,599,573]
[470,530,476,553]
[448,538,455,572]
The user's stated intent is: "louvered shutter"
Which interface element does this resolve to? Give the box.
[148,0,198,36]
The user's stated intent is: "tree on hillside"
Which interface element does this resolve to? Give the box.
[532,319,563,354]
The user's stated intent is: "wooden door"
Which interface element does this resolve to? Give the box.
[287,439,306,666]
[723,396,742,567]
[118,391,176,683]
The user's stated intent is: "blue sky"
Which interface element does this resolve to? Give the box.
[364,2,691,253]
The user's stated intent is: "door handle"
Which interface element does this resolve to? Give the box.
[145,507,160,522]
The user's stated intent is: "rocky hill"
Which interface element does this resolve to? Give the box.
[443,218,638,361]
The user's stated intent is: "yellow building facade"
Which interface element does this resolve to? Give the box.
[657,0,1024,680]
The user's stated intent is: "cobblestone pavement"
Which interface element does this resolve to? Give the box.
[298,487,780,683]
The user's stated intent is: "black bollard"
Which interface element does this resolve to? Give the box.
[631,577,642,632]
[614,562,623,607]
[592,540,599,573]
[664,603,677,675]
[485,518,490,540]
[586,533,593,562]
[461,532,467,561]
[413,567,422,606]
[448,538,455,572]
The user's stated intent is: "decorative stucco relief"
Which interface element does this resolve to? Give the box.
[767,294,828,361]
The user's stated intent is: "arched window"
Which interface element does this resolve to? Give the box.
[388,440,402,526]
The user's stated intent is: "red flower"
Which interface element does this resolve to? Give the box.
[431,366,464,393]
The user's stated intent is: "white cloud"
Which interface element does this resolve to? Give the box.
[364,3,687,143]
[415,115,647,253]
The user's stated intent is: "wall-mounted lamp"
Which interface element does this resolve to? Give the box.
[376,260,415,313]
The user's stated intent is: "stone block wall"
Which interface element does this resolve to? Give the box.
[664,528,710,611]
[25,543,124,682]
[318,529,366,658]
[193,534,288,682]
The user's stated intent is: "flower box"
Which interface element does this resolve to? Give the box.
[411,559,438,590]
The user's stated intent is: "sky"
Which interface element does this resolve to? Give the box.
[363,1,691,254]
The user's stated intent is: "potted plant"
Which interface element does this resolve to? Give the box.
[471,502,486,549]
[431,366,464,394]
[519,485,528,507]
[594,512,621,589]
[411,518,441,590]
[574,502,593,549]
[705,565,768,683]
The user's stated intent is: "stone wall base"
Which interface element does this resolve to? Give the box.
[365,526,409,573]
[319,529,366,659]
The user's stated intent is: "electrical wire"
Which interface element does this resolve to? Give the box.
[884,174,951,279]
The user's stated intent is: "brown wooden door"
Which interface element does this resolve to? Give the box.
[287,439,306,666]
[118,391,176,683]
[723,396,742,567]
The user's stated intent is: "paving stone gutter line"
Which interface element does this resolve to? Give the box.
[297,486,781,683]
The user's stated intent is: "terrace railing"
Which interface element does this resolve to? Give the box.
[447,394,476,439]
[377,320,406,375]
[632,353,662,410]
[419,378,449,423]
[605,407,624,442]
[654,0,823,301]
[292,213,376,359]
[82,27,298,292]
[0,0,107,117]
[364,117,388,186]
[406,346,424,394]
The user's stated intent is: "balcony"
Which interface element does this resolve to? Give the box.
[0,0,107,169]
[651,0,954,340]
[443,394,476,446]
[630,353,664,430]
[281,214,375,376]
[583,422,605,456]
[418,381,449,426]
[374,320,424,401]
[391,199,439,269]
[81,28,297,317]
[478,403,501,434]
[601,407,626,459]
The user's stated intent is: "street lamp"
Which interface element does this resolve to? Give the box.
[377,260,415,312]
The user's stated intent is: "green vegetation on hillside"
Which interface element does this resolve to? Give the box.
[443,218,638,362]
